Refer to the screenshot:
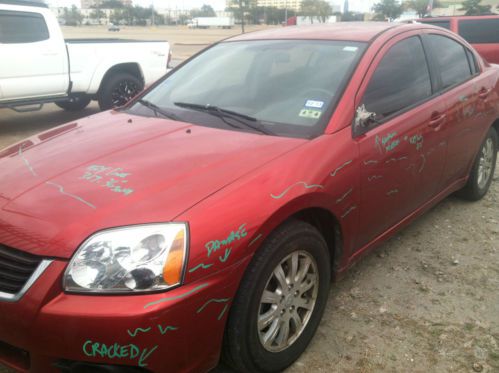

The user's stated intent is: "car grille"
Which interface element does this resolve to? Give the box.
[0,243,43,295]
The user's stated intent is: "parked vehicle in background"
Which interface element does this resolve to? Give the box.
[188,17,234,29]
[418,15,499,64]
[286,15,337,26]
[0,22,498,373]
[0,0,170,112]
[108,24,120,32]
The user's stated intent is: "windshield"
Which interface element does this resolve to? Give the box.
[127,40,366,139]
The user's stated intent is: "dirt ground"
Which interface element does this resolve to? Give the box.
[1,25,498,373]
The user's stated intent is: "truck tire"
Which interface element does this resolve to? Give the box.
[98,72,143,111]
[55,95,91,111]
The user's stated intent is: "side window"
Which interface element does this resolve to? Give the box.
[458,19,499,44]
[427,34,472,89]
[0,11,49,44]
[419,19,451,30]
[362,36,432,121]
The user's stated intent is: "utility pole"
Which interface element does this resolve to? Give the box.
[151,0,155,26]
[284,0,288,24]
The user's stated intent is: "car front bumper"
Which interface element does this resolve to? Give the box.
[0,257,250,373]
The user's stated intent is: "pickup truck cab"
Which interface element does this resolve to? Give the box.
[418,15,499,64]
[0,0,170,111]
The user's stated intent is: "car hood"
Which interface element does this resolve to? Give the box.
[0,111,304,258]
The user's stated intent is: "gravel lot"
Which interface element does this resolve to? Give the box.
[0,25,498,373]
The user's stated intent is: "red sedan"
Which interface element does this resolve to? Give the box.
[0,23,498,372]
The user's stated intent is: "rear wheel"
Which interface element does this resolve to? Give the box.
[223,220,331,372]
[55,95,91,111]
[98,72,143,111]
[457,126,497,201]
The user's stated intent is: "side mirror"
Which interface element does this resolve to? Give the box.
[354,104,378,128]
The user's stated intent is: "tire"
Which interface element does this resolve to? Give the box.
[223,220,331,372]
[457,126,497,201]
[55,95,91,111]
[97,72,143,111]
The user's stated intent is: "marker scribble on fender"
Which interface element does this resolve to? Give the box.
[331,160,353,177]
[386,189,399,196]
[271,182,324,199]
[368,175,383,182]
[18,145,37,176]
[127,327,152,338]
[197,298,231,314]
[363,160,378,165]
[144,283,209,309]
[385,156,408,164]
[336,188,353,204]
[157,325,178,335]
[341,205,357,219]
[45,181,96,209]
[248,234,263,247]
[218,248,231,263]
[189,263,213,273]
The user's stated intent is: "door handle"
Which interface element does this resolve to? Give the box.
[478,87,490,100]
[428,112,446,128]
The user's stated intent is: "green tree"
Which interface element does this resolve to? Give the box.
[459,0,491,15]
[63,5,83,26]
[89,8,106,24]
[301,0,333,23]
[227,0,257,33]
[373,0,403,20]
[406,0,441,17]
[191,4,217,17]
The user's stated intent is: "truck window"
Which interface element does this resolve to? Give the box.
[0,10,49,44]
[458,19,499,44]
[419,19,451,30]
[362,36,432,121]
[427,34,472,90]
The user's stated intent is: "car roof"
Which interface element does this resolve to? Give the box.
[418,15,499,21]
[227,22,433,43]
[0,0,48,8]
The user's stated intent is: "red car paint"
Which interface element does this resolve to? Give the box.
[0,23,498,372]
[418,15,499,64]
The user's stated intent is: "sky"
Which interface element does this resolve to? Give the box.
[48,0,375,12]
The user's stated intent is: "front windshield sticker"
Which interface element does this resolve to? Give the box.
[343,46,359,52]
[305,100,325,109]
[299,109,322,119]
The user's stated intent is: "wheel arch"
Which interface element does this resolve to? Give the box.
[96,62,144,95]
[252,195,345,278]
[492,118,499,140]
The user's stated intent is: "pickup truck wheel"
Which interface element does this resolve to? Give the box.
[457,126,497,201]
[98,72,143,110]
[55,96,91,111]
[223,220,331,372]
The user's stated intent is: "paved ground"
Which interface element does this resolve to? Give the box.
[1,25,498,373]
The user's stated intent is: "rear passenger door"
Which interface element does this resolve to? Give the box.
[353,33,448,250]
[423,33,496,187]
[0,9,69,102]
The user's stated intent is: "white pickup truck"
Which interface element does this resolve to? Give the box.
[0,0,170,112]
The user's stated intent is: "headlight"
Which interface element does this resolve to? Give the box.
[64,223,187,293]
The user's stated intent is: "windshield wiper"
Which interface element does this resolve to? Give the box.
[137,99,180,121]
[174,102,273,135]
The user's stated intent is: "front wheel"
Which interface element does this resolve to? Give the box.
[457,126,497,201]
[98,72,143,111]
[223,220,331,372]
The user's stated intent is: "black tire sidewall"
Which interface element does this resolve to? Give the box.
[55,96,91,111]
[98,73,143,111]
[226,221,331,372]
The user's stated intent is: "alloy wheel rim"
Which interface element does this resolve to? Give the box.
[111,80,140,107]
[477,138,494,189]
[257,250,319,353]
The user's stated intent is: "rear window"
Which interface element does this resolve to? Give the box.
[0,10,49,44]
[458,19,499,44]
[419,19,451,30]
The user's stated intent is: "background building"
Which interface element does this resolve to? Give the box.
[256,0,301,12]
